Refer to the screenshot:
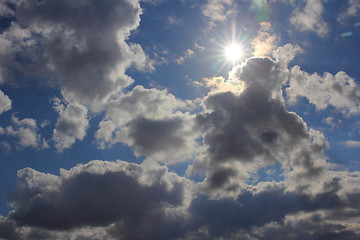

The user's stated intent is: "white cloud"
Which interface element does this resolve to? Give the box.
[272,44,302,67]
[287,66,360,115]
[176,49,194,64]
[338,0,360,23]
[0,116,48,149]
[0,140,11,153]
[290,0,328,37]
[252,23,279,57]
[0,0,151,110]
[167,16,182,25]
[96,86,199,163]
[52,98,89,152]
[273,44,360,115]
[201,0,235,24]
[0,89,11,114]
[340,140,360,148]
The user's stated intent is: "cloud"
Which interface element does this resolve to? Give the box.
[246,211,360,240]
[199,76,245,94]
[338,0,360,23]
[340,140,360,148]
[0,140,12,153]
[272,44,302,67]
[96,86,199,163]
[0,215,18,240]
[287,66,360,115]
[0,115,48,150]
[185,170,360,239]
[201,0,235,25]
[167,16,183,26]
[7,160,191,239]
[52,98,89,152]
[176,49,194,64]
[187,57,329,196]
[0,2,14,17]
[252,22,279,57]
[272,44,360,115]
[117,116,198,163]
[0,89,11,114]
[290,0,328,37]
[3,159,360,240]
[0,0,151,109]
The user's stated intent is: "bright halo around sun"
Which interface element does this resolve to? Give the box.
[225,44,243,62]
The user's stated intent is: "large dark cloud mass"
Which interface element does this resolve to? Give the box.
[8,160,187,230]
[191,57,328,195]
[3,162,360,239]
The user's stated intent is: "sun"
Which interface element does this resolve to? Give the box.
[225,44,243,62]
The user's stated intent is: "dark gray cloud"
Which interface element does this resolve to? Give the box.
[126,117,188,155]
[0,216,18,240]
[192,57,328,193]
[7,160,189,231]
[183,173,360,239]
[249,212,360,240]
[2,162,360,240]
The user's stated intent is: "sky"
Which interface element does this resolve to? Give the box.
[0,0,359,239]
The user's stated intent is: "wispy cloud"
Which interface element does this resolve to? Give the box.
[340,140,360,148]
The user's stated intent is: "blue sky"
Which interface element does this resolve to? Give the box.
[0,0,359,239]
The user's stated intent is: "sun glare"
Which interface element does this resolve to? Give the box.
[225,44,243,62]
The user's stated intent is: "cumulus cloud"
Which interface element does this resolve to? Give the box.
[7,160,191,239]
[52,98,89,152]
[0,115,48,150]
[0,0,151,109]
[4,162,360,240]
[186,57,330,197]
[0,89,11,114]
[201,0,235,25]
[290,0,328,37]
[272,44,360,115]
[287,66,360,115]
[96,86,199,163]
